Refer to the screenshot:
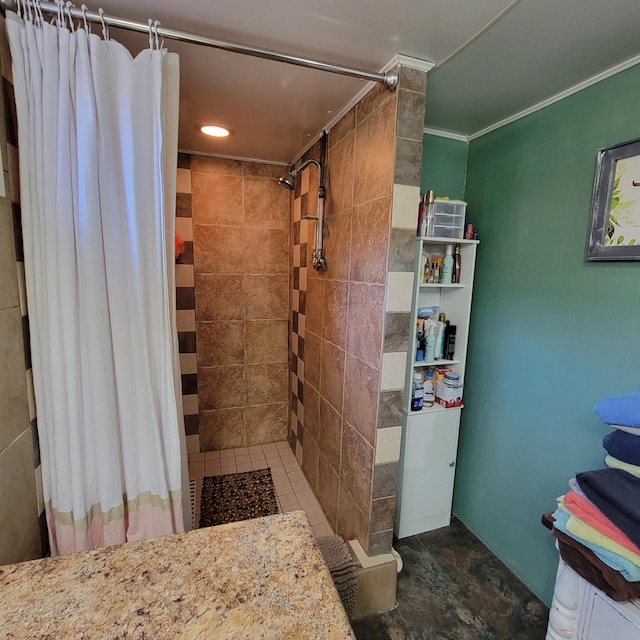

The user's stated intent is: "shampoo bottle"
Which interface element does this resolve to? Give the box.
[435,312,446,360]
[441,244,453,284]
[425,328,436,362]
[453,244,461,283]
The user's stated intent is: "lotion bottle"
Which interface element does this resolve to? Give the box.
[441,244,453,284]
[453,245,461,283]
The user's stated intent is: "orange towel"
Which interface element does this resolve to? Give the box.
[563,490,640,556]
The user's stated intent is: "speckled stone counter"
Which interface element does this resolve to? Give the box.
[0,511,355,639]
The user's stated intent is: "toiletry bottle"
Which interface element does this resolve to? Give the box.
[422,252,430,283]
[444,322,456,360]
[423,369,435,407]
[435,312,446,360]
[416,194,427,237]
[425,328,436,362]
[453,245,461,283]
[416,329,425,361]
[441,244,453,284]
[425,190,435,237]
[411,372,424,411]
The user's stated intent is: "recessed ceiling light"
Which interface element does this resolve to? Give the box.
[200,125,233,138]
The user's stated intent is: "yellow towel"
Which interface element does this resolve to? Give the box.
[605,454,640,479]
[557,502,640,567]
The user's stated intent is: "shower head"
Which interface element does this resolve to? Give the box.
[278,158,323,192]
[278,171,297,190]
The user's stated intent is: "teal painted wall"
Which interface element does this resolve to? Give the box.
[455,64,640,604]
[421,133,467,199]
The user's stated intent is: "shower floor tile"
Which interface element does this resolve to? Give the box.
[189,441,333,539]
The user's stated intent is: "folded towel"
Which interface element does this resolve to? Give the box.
[605,454,640,479]
[594,390,640,428]
[561,491,640,555]
[552,508,640,581]
[603,430,640,467]
[552,526,640,601]
[568,477,590,501]
[577,468,640,547]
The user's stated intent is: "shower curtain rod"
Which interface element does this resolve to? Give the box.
[1,0,399,91]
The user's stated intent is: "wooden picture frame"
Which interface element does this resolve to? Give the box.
[586,137,640,261]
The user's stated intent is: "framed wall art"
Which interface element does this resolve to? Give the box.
[586,137,640,261]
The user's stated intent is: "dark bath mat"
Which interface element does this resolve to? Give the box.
[199,468,280,528]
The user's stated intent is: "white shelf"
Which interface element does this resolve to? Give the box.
[419,283,466,289]
[417,237,479,245]
[413,359,459,368]
[405,403,464,416]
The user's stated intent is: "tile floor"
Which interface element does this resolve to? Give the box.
[352,517,549,639]
[188,440,334,538]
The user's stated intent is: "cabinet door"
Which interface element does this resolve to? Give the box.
[397,409,460,537]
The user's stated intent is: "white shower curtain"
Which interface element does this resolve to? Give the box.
[6,10,186,554]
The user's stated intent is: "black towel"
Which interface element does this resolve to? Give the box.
[576,468,640,548]
[603,430,640,467]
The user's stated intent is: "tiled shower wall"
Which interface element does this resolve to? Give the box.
[0,16,46,565]
[181,155,290,452]
[288,66,427,555]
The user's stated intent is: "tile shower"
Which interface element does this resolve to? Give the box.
[181,65,428,557]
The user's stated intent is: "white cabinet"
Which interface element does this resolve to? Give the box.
[394,236,479,538]
[546,559,640,640]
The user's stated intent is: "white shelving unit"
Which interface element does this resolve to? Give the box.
[395,236,479,538]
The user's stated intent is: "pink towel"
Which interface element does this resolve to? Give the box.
[564,490,640,556]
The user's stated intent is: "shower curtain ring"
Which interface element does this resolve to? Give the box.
[148,18,154,50]
[153,20,162,50]
[98,7,109,41]
[80,4,90,32]
[65,1,75,31]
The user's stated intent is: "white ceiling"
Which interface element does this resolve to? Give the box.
[94,0,640,163]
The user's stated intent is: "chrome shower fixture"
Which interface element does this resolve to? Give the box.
[279,157,326,271]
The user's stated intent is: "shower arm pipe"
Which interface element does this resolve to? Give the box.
[0,0,399,91]
[296,158,326,271]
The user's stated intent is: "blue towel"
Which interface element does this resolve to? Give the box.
[603,430,640,467]
[577,468,640,548]
[595,390,640,428]
[552,508,640,581]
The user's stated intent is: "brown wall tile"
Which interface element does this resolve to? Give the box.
[388,228,416,273]
[197,321,244,366]
[368,530,394,555]
[303,383,320,440]
[322,210,352,281]
[343,354,380,446]
[372,462,398,499]
[243,275,288,319]
[194,225,244,274]
[356,83,395,125]
[329,107,355,149]
[245,319,288,364]
[245,402,288,446]
[323,280,348,350]
[350,196,391,285]
[191,172,243,224]
[195,274,244,320]
[383,312,410,353]
[340,421,374,514]
[244,177,290,228]
[378,390,404,428]
[305,277,324,336]
[398,66,427,93]
[304,330,321,392]
[336,484,369,550]
[246,362,288,405]
[301,433,319,493]
[326,130,354,215]
[317,398,342,471]
[244,227,289,275]
[370,496,396,533]
[396,89,426,141]
[354,97,397,205]
[199,408,246,450]
[394,138,423,187]
[346,283,385,368]
[317,452,339,528]
[320,340,345,412]
[244,162,283,178]
[190,155,243,175]
[198,365,245,409]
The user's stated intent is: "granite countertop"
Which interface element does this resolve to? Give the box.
[0,511,355,639]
